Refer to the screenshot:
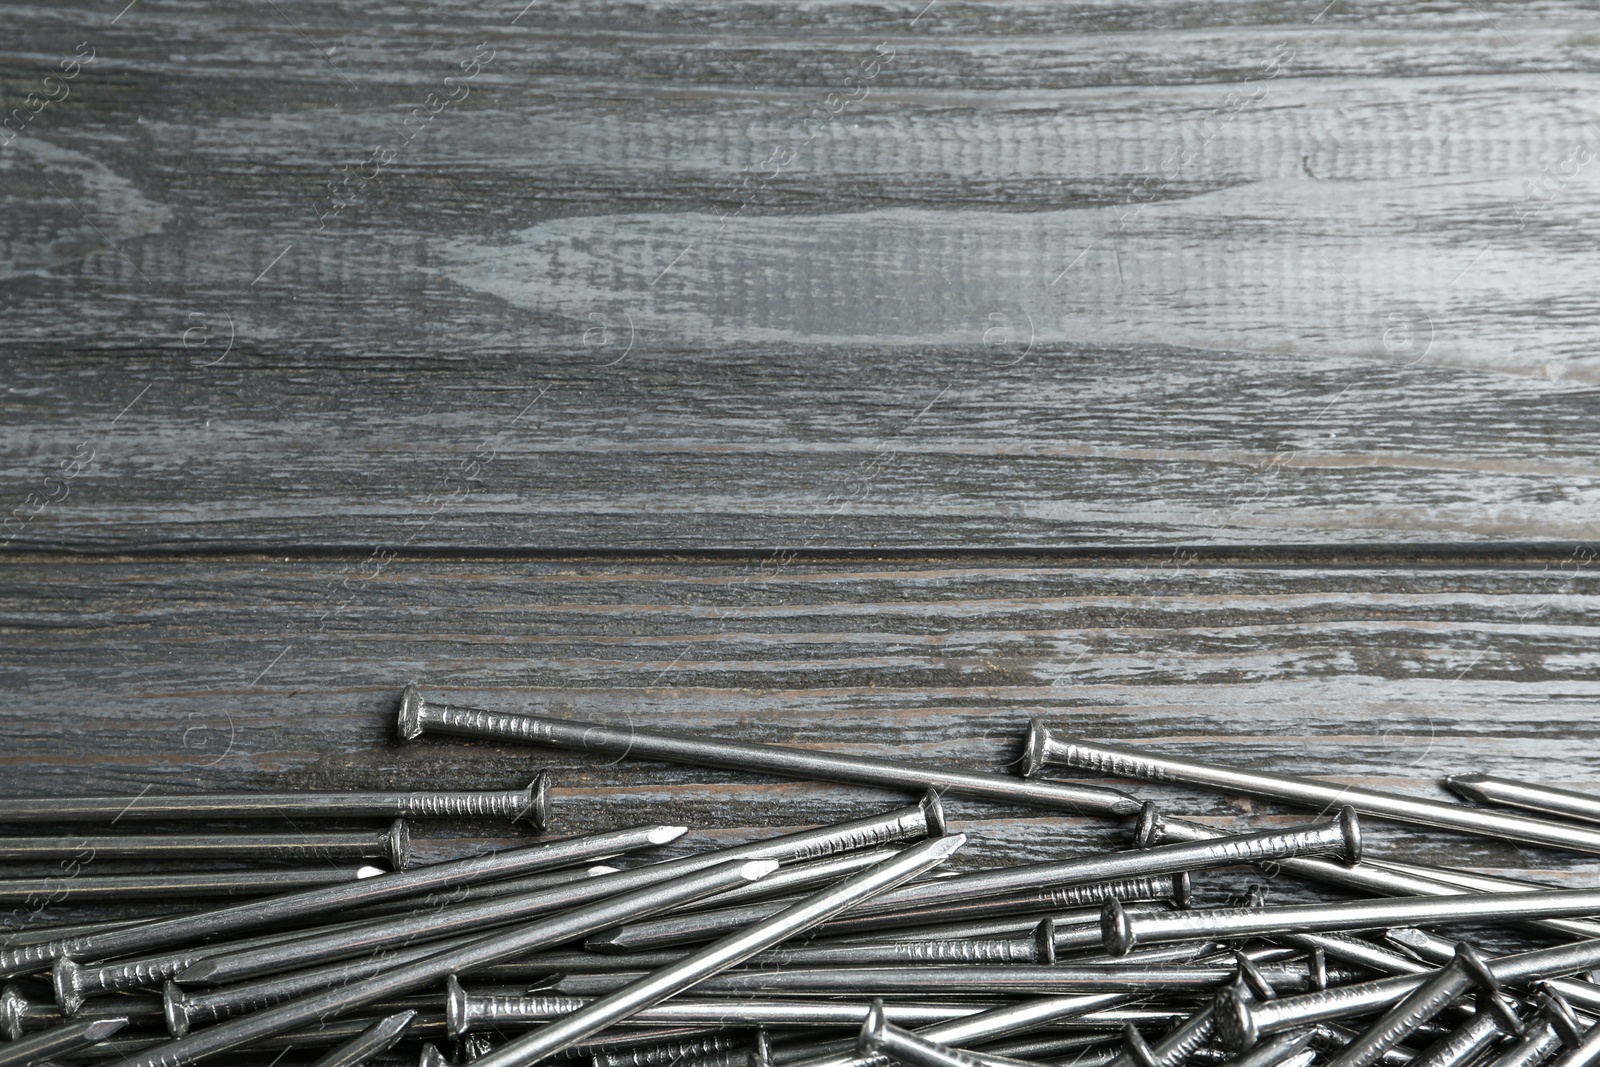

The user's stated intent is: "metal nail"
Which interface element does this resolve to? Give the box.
[1484,988,1587,1067]
[590,1033,746,1067]
[1217,937,1600,1053]
[544,961,1351,998]
[1217,1029,1316,1067]
[1274,933,1432,979]
[179,800,943,986]
[308,1010,418,1067]
[338,864,621,923]
[1403,1009,1518,1067]
[467,835,968,1067]
[62,908,451,1017]
[1135,803,1600,943]
[589,872,1187,952]
[784,999,1178,1067]
[0,865,387,904]
[1029,727,1600,855]
[691,851,907,910]
[1383,929,1600,1018]
[1363,863,1600,943]
[822,900,1182,948]
[58,911,410,1012]
[115,857,779,1067]
[0,823,680,980]
[0,1016,127,1067]
[1107,997,1220,1067]
[1100,888,1600,956]
[0,819,411,867]
[753,874,1189,943]
[399,686,1142,817]
[1549,1018,1600,1067]
[1446,774,1600,829]
[859,999,991,1067]
[0,980,162,1039]
[450,989,991,1034]
[605,807,1356,953]
[0,776,550,827]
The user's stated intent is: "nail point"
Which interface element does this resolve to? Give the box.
[649,826,689,845]
[741,860,781,880]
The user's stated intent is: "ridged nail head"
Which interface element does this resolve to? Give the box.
[163,980,192,1038]
[397,684,426,741]
[385,818,412,870]
[51,956,85,1015]
[519,772,552,829]
[1022,719,1050,778]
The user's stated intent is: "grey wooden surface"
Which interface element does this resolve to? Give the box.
[3,0,1599,923]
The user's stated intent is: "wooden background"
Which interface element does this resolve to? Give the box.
[4,0,1600,930]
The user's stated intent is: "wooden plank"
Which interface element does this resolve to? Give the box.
[4,558,1596,890]
[6,3,1600,548]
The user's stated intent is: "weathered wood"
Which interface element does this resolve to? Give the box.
[6,2,1600,548]
[3,559,1596,889]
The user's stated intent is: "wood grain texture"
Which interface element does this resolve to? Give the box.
[3,559,1596,898]
[6,2,1600,547]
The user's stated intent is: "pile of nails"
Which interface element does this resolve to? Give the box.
[1,688,1598,1067]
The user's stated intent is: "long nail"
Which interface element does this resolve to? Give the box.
[591,1033,747,1067]
[399,686,1142,816]
[467,835,968,1067]
[1404,1010,1519,1067]
[1029,727,1600,855]
[1547,1019,1600,1067]
[589,873,1184,952]
[0,865,386,904]
[602,807,1355,954]
[547,961,1349,998]
[331,863,619,923]
[1135,804,1600,943]
[1484,988,1585,1067]
[178,800,943,986]
[306,1010,417,1067]
[58,908,419,1012]
[115,857,779,1067]
[1215,936,1600,1053]
[0,823,680,979]
[0,1016,127,1067]
[0,818,411,867]
[0,981,162,1039]
[1100,888,1600,956]
[779,993,1146,1067]
[1217,1029,1316,1067]
[1384,928,1600,1018]
[1362,864,1600,942]
[450,989,990,1034]
[1446,774,1600,828]
[859,999,990,1067]
[0,777,550,827]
